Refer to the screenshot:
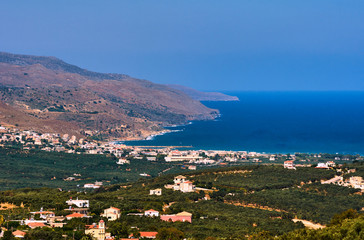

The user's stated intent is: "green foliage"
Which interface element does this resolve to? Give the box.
[226,184,363,223]
[0,163,363,239]
[157,227,184,240]
[109,222,129,238]
[277,215,364,240]
[0,147,182,190]
[191,165,335,191]
[2,231,15,240]
[24,228,64,240]
[330,209,360,226]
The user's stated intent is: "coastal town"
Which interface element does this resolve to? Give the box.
[1,125,363,191]
[1,126,364,239]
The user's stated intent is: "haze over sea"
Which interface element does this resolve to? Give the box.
[123,91,364,154]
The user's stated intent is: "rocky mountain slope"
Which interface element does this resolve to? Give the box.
[168,84,239,101]
[0,52,218,140]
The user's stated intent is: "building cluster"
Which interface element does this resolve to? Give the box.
[4,195,192,240]
[0,126,281,166]
[322,176,364,191]
[284,160,337,170]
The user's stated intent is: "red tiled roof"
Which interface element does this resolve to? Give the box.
[145,209,158,212]
[33,211,54,214]
[109,207,120,210]
[27,222,46,228]
[66,213,85,218]
[130,232,158,238]
[12,230,26,236]
[85,224,99,229]
[140,232,158,238]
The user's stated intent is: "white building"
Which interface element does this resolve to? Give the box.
[349,176,364,190]
[149,188,162,196]
[167,175,195,193]
[116,158,130,165]
[84,183,101,189]
[66,198,89,208]
[144,209,159,217]
[316,163,329,169]
[284,161,296,170]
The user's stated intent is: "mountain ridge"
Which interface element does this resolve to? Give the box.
[0,52,219,140]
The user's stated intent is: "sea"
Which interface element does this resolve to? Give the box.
[122,91,364,155]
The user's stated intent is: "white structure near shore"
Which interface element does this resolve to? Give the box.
[165,151,203,162]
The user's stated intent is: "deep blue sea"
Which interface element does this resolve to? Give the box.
[123,92,364,154]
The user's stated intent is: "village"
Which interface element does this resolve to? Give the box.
[0,174,201,240]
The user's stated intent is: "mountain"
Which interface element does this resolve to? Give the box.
[0,52,218,140]
[167,84,239,101]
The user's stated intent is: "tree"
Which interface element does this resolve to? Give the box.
[109,222,129,238]
[80,234,94,240]
[157,227,184,240]
[130,228,140,238]
[330,209,359,226]
[2,231,16,240]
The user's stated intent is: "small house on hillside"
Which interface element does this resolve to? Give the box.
[101,207,121,221]
[165,175,195,193]
[30,208,55,219]
[284,161,296,170]
[12,230,26,238]
[66,198,89,208]
[144,209,159,217]
[149,188,162,196]
[85,220,111,240]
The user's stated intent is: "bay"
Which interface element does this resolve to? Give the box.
[123,91,364,154]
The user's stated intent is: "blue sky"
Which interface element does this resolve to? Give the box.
[1,0,363,91]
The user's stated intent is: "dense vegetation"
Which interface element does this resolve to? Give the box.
[0,147,187,190]
[0,161,363,239]
[189,165,335,191]
[0,147,363,239]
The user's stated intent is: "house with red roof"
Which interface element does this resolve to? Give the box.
[166,175,195,193]
[27,222,46,229]
[284,160,296,170]
[30,207,55,219]
[101,207,121,221]
[85,220,111,240]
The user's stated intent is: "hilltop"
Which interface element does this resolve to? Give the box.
[0,52,219,140]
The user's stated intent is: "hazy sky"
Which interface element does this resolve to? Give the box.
[1,0,363,91]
